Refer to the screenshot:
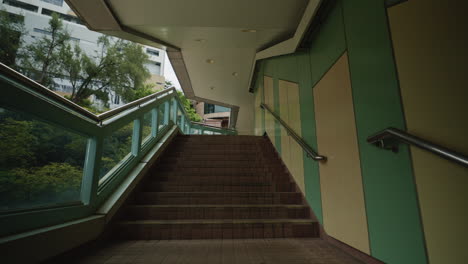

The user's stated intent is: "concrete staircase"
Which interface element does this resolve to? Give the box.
[115,135,319,239]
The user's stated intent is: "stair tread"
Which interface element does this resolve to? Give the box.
[140,191,299,194]
[117,219,316,225]
[128,204,306,208]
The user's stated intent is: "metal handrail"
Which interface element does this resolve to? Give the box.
[368,127,468,167]
[0,62,176,122]
[191,121,237,132]
[260,103,326,161]
[1,62,237,133]
[96,88,175,120]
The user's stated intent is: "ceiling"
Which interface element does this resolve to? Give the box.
[66,0,320,134]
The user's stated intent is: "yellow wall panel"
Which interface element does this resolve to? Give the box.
[279,80,305,192]
[313,53,370,254]
[279,81,291,171]
[388,1,468,262]
[254,79,263,136]
[263,76,275,145]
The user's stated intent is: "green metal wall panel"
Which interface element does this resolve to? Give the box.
[296,52,323,224]
[341,0,427,263]
[259,52,324,223]
[309,1,347,87]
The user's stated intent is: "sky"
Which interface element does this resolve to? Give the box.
[163,53,183,92]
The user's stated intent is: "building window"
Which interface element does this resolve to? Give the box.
[204,104,215,114]
[40,0,63,7]
[41,8,83,25]
[114,95,120,105]
[33,27,80,42]
[204,103,230,114]
[146,48,159,56]
[148,61,161,75]
[33,28,52,36]
[2,0,39,12]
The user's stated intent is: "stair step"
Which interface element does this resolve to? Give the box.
[157,161,283,169]
[168,149,262,155]
[156,171,284,177]
[164,154,277,161]
[134,192,303,205]
[149,176,290,184]
[124,204,310,220]
[157,167,281,174]
[144,182,295,192]
[115,219,319,239]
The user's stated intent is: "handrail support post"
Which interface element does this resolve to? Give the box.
[131,117,143,156]
[151,108,159,138]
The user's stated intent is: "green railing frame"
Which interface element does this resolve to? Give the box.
[0,63,236,237]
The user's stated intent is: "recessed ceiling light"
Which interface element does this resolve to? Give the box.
[241,29,257,33]
[232,72,239,77]
[206,59,215,64]
[210,86,215,90]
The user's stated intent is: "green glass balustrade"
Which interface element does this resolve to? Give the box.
[0,106,87,212]
[0,63,236,237]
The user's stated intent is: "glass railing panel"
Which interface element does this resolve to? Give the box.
[176,109,183,127]
[99,121,133,182]
[158,103,166,130]
[0,106,87,212]
[141,110,152,146]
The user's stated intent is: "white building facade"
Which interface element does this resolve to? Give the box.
[1,0,165,109]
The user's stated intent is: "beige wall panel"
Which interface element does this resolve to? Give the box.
[279,81,291,171]
[263,76,275,145]
[313,53,370,254]
[286,81,305,192]
[254,81,263,136]
[388,1,468,263]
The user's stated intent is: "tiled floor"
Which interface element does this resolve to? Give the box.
[64,238,363,264]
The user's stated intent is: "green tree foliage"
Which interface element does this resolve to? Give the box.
[0,118,36,169]
[3,163,82,202]
[0,9,26,68]
[177,91,202,122]
[164,80,173,89]
[59,36,151,106]
[18,13,70,87]
[100,122,133,177]
[0,108,87,210]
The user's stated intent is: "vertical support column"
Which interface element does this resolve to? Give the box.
[181,115,186,133]
[151,107,159,138]
[81,135,103,205]
[164,101,170,125]
[132,117,143,156]
[172,98,178,124]
[200,127,205,135]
